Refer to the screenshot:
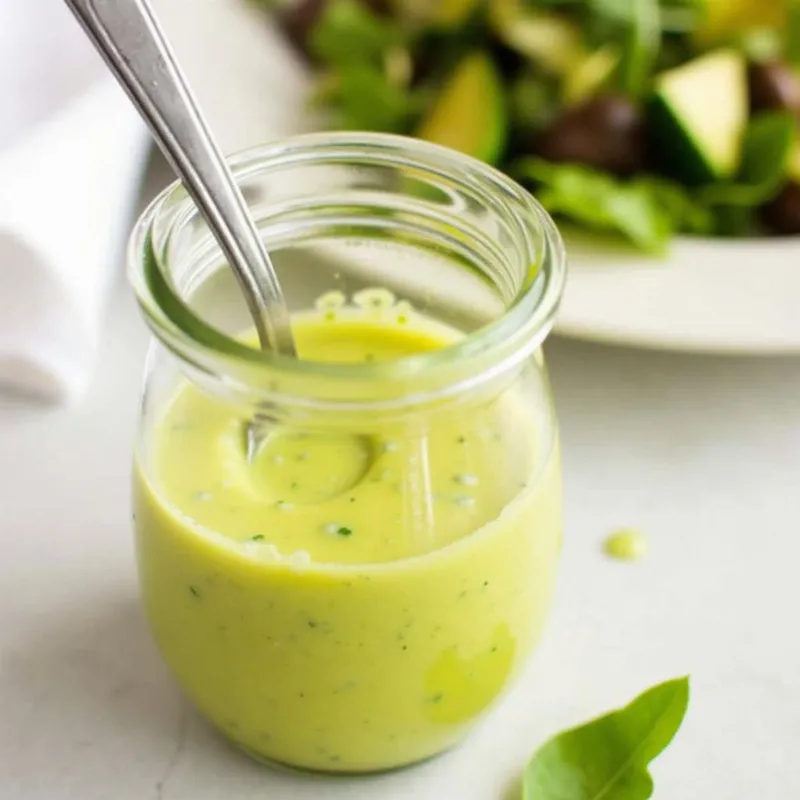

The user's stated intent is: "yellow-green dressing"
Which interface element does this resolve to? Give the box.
[134,310,562,772]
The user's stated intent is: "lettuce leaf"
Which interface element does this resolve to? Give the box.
[698,111,796,209]
[312,64,411,132]
[309,0,401,67]
[514,158,712,253]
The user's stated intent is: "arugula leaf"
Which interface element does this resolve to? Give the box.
[309,0,401,67]
[738,111,796,195]
[698,111,796,208]
[315,64,412,132]
[635,175,713,235]
[584,0,660,98]
[524,677,690,800]
[514,158,711,253]
[621,0,661,98]
[514,114,793,250]
[523,160,671,253]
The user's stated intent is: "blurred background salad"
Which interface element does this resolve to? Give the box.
[258,0,800,254]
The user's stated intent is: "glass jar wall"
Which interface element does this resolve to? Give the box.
[128,133,566,774]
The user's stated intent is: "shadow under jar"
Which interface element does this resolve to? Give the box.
[128,132,567,774]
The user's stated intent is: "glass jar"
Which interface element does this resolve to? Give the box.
[128,133,566,774]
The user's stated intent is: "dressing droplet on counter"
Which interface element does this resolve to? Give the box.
[603,529,648,562]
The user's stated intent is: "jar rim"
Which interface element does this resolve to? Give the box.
[128,132,567,407]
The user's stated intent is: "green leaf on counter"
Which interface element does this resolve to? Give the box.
[514,158,712,253]
[523,676,690,800]
[309,0,401,67]
[698,111,796,208]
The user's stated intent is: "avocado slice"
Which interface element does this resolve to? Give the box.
[649,50,748,185]
[415,52,508,165]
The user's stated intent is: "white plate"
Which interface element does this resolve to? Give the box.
[561,234,800,354]
[155,0,800,356]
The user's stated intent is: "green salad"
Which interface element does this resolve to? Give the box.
[267,0,800,254]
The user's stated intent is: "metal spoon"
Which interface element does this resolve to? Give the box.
[64,0,296,456]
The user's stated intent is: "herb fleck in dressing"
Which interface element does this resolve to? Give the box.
[133,309,562,773]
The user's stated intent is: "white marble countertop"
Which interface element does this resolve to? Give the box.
[2,171,800,796]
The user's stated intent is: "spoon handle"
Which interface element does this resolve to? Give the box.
[64,0,296,356]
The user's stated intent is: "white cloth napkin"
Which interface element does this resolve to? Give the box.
[0,0,149,402]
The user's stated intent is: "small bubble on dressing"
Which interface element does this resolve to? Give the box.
[354,288,395,311]
[315,291,347,311]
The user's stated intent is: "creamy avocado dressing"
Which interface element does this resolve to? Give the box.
[134,306,562,772]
